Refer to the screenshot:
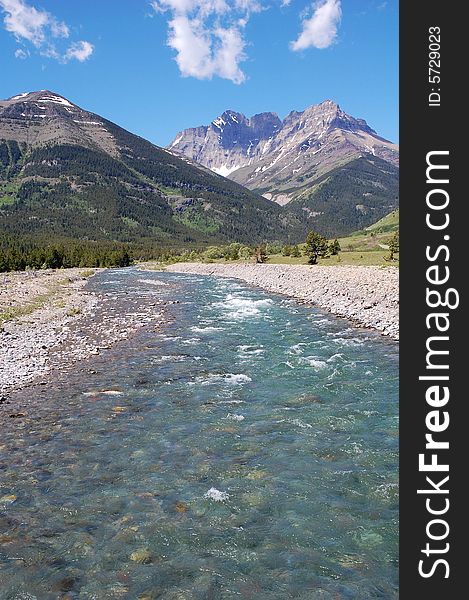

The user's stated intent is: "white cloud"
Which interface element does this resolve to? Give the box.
[213,25,246,83]
[290,0,341,51]
[0,0,93,62]
[234,0,262,12]
[64,40,94,62]
[167,15,213,79]
[153,0,263,83]
[14,46,28,58]
[0,0,67,46]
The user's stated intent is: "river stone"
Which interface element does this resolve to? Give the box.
[0,494,17,504]
[172,499,188,513]
[130,547,153,564]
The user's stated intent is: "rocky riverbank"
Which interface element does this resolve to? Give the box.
[1,263,398,400]
[165,263,399,339]
[0,269,167,398]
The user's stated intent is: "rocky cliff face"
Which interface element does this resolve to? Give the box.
[170,109,282,177]
[169,100,399,205]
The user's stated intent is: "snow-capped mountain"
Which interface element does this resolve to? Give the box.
[169,100,399,205]
[1,91,306,244]
[1,91,399,239]
[0,90,121,156]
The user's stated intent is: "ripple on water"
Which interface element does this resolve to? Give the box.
[188,373,252,386]
[190,326,224,333]
[0,268,398,598]
[212,294,273,321]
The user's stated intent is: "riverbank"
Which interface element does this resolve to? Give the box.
[164,263,399,339]
[0,268,167,398]
[1,263,398,398]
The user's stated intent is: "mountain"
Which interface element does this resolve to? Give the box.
[0,91,305,246]
[169,101,399,235]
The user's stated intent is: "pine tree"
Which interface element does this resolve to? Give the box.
[329,239,341,256]
[388,231,399,260]
[255,244,268,263]
[305,231,329,265]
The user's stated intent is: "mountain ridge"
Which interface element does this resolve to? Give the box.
[0,90,306,246]
[168,100,399,204]
[1,91,399,244]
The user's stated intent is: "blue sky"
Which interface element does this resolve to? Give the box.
[0,0,398,146]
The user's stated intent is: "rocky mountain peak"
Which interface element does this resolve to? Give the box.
[5,90,74,107]
[1,90,80,121]
[211,110,247,132]
[168,99,399,203]
[249,112,282,137]
[210,109,281,138]
[0,90,118,156]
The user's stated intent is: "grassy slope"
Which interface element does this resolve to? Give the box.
[337,209,399,251]
[266,250,397,267]
[0,128,305,246]
[283,157,399,238]
[171,209,399,268]
[267,210,399,266]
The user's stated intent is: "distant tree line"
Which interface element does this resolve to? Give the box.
[0,238,133,272]
[0,230,347,273]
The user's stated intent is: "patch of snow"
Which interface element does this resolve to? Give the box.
[262,137,273,155]
[73,120,101,125]
[213,164,243,177]
[263,148,285,171]
[212,116,226,131]
[170,134,184,148]
[11,92,30,100]
[247,140,256,156]
[38,95,73,107]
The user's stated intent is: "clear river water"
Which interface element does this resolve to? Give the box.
[0,269,398,599]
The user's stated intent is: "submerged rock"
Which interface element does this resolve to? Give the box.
[0,494,17,504]
[129,547,153,564]
[246,469,269,480]
[174,501,189,513]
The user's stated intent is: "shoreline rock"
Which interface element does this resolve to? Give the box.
[165,262,399,340]
[0,268,167,397]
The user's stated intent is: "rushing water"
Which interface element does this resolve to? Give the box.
[0,269,398,599]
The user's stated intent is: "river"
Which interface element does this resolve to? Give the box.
[0,268,398,599]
